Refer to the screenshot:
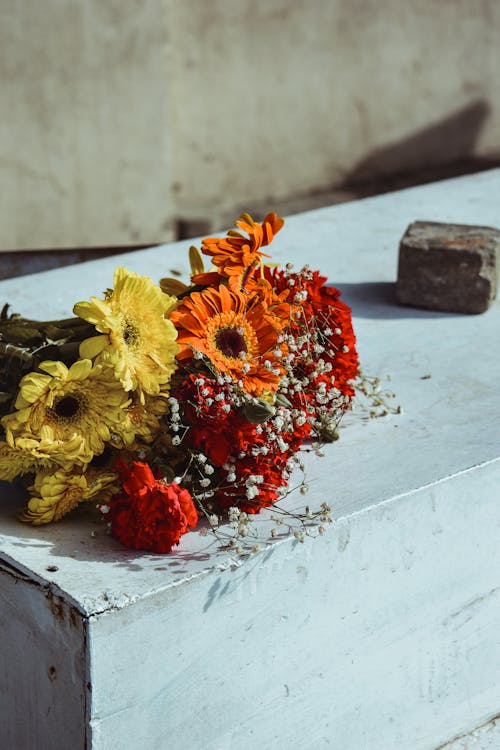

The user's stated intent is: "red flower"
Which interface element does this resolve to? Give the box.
[268,267,359,399]
[212,454,291,514]
[171,374,299,513]
[108,462,198,553]
[171,374,237,465]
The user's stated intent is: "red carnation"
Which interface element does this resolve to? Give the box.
[268,267,359,398]
[107,462,198,553]
[212,455,290,514]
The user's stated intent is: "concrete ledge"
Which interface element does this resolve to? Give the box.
[439,715,500,749]
[1,170,500,748]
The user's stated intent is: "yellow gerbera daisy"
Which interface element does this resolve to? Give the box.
[74,267,179,400]
[2,359,131,467]
[122,389,170,447]
[11,426,86,469]
[20,466,118,524]
[0,440,40,481]
[0,430,85,480]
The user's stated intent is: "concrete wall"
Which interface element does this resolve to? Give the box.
[170,0,500,224]
[1,0,500,250]
[0,1,173,250]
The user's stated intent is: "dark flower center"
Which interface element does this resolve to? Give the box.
[123,319,139,347]
[215,326,247,358]
[53,395,81,419]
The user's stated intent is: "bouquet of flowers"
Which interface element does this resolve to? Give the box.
[0,212,359,553]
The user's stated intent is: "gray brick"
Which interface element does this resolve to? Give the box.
[396,220,500,313]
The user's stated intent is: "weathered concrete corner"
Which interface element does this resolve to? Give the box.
[2,171,500,749]
[396,220,500,313]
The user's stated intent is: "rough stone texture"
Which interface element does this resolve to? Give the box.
[396,221,500,313]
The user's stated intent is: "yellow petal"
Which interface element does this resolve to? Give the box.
[15,372,51,407]
[39,361,69,379]
[68,359,93,381]
[114,266,131,284]
[80,335,107,359]
[73,297,108,325]
[39,424,54,441]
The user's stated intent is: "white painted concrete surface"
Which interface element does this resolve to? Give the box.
[1,170,500,748]
[439,716,500,750]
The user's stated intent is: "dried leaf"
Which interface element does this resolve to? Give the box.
[159,278,189,297]
[189,245,205,277]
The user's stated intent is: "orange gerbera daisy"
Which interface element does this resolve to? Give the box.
[170,285,288,395]
[192,212,284,292]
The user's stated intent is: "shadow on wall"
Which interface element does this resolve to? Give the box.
[205,99,500,241]
[342,99,492,191]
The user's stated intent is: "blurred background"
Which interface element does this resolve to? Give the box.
[1,0,500,278]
